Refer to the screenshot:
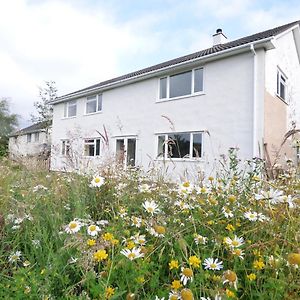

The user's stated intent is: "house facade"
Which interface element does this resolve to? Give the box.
[50,21,300,178]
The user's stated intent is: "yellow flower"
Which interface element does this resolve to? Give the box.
[212,275,221,282]
[180,288,194,300]
[126,241,135,250]
[136,276,145,284]
[247,273,256,281]
[112,239,119,245]
[105,286,115,299]
[226,224,235,231]
[207,220,214,225]
[226,289,236,298]
[228,195,236,203]
[188,255,201,268]
[169,260,179,270]
[208,176,214,181]
[154,225,166,235]
[103,233,114,241]
[171,280,182,290]
[253,259,265,270]
[288,253,300,266]
[94,249,108,262]
[87,239,96,247]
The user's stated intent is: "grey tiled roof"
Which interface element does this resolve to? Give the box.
[59,20,299,99]
[10,121,52,137]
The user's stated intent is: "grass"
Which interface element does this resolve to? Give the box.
[0,152,299,300]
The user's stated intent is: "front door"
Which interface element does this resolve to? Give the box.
[116,137,136,167]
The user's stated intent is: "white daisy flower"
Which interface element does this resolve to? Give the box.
[139,183,151,193]
[65,220,82,234]
[142,200,160,215]
[284,195,297,208]
[222,207,234,218]
[8,251,22,263]
[222,270,238,290]
[87,224,101,236]
[174,200,191,210]
[244,211,258,221]
[169,291,181,300]
[194,234,208,245]
[180,267,194,285]
[14,218,24,225]
[120,247,144,260]
[257,213,270,222]
[255,188,284,204]
[96,220,109,226]
[131,233,147,245]
[224,235,244,248]
[231,248,245,260]
[90,175,105,188]
[131,216,142,228]
[178,181,194,195]
[203,257,223,270]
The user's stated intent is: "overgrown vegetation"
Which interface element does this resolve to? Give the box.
[0,152,299,299]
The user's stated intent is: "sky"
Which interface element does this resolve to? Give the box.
[1,0,300,128]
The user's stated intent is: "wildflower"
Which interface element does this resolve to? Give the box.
[194,234,208,245]
[284,195,297,208]
[126,240,136,250]
[103,232,114,241]
[169,291,180,300]
[244,211,258,221]
[93,249,108,262]
[154,225,166,236]
[131,216,142,228]
[136,276,145,284]
[189,255,201,268]
[287,253,300,266]
[169,260,179,270]
[180,267,194,285]
[23,260,31,267]
[131,233,146,246]
[203,258,223,270]
[231,248,244,260]
[171,280,182,290]
[121,247,144,260]
[174,200,191,210]
[253,259,265,270]
[222,270,238,290]
[33,185,48,192]
[180,288,194,300]
[8,251,22,263]
[87,239,96,247]
[208,176,214,181]
[225,289,235,298]
[139,183,151,193]
[105,287,115,299]
[179,181,194,194]
[268,255,281,268]
[247,273,256,281]
[68,257,78,264]
[225,224,235,231]
[255,188,284,204]
[228,195,236,203]
[224,235,244,248]
[222,207,233,218]
[118,207,127,218]
[87,224,101,236]
[65,220,82,234]
[142,200,160,215]
[90,175,105,187]
[200,296,222,300]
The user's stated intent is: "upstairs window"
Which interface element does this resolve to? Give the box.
[277,69,287,101]
[157,132,203,159]
[27,133,32,143]
[86,94,102,114]
[61,140,70,156]
[84,138,101,156]
[64,100,77,118]
[159,68,204,100]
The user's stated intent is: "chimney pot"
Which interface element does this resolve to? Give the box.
[216,28,222,34]
[213,28,227,46]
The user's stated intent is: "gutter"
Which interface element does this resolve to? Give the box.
[51,37,275,104]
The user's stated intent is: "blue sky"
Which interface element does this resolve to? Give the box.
[0,0,300,127]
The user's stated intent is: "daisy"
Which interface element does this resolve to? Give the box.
[222,270,238,290]
[203,258,223,270]
[231,248,245,260]
[169,291,181,300]
[139,183,151,193]
[148,225,166,237]
[120,247,144,260]
[255,188,284,204]
[90,175,105,188]
[180,267,194,285]
[65,220,82,234]
[224,235,244,248]
[257,213,270,222]
[179,181,194,195]
[131,233,147,245]
[131,216,142,228]
[244,211,258,221]
[142,200,160,215]
[8,251,22,263]
[194,234,208,245]
[222,207,234,218]
[87,224,101,236]
[174,200,191,210]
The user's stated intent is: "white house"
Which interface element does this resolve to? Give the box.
[50,21,300,178]
[9,121,51,159]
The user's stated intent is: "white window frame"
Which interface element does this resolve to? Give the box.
[83,138,101,157]
[158,67,204,101]
[276,68,287,102]
[27,133,32,143]
[156,131,203,160]
[61,140,70,156]
[64,100,77,118]
[85,94,102,114]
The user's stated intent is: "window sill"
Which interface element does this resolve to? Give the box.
[275,94,288,105]
[156,92,205,103]
[62,116,77,120]
[154,158,204,162]
[83,111,103,116]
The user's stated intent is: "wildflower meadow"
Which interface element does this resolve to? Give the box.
[0,153,299,299]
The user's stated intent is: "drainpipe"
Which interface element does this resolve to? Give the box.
[250,44,257,158]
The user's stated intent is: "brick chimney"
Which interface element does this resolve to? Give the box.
[213,28,227,46]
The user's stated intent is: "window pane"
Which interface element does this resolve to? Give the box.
[86,98,97,113]
[127,139,136,166]
[157,135,165,158]
[97,94,102,111]
[34,132,39,142]
[192,133,202,158]
[170,71,192,98]
[194,68,203,92]
[280,82,285,99]
[159,77,167,99]
[27,134,31,143]
[116,139,125,164]
[85,144,94,156]
[68,102,77,117]
[168,133,190,158]
[96,139,100,156]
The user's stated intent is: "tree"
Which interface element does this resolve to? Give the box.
[31,80,57,125]
[0,98,18,156]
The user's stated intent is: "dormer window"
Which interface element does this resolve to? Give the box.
[86,94,102,114]
[277,68,287,101]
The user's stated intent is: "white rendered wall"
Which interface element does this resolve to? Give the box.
[51,52,255,179]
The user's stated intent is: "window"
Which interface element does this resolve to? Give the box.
[34,132,39,142]
[86,94,102,114]
[277,69,287,101]
[27,133,32,143]
[64,100,77,118]
[62,140,70,156]
[84,138,101,156]
[159,68,204,100]
[157,132,202,159]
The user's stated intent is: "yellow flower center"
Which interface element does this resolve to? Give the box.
[210,263,217,269]
[180,288,194,300]
[128,253,136,259]
[95,177,101,183]
[154,225,166,234]
[170,295,179,300]
[147,207,154,213]
[288,253,300,265]
[69,222,78,229]
[224,270,237,282]
[228,195,236,203]
[89,225,96,232]
[182,268,193,277]
[232,240,239,247]
[183,182,190,188]
[233,249,242,256]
